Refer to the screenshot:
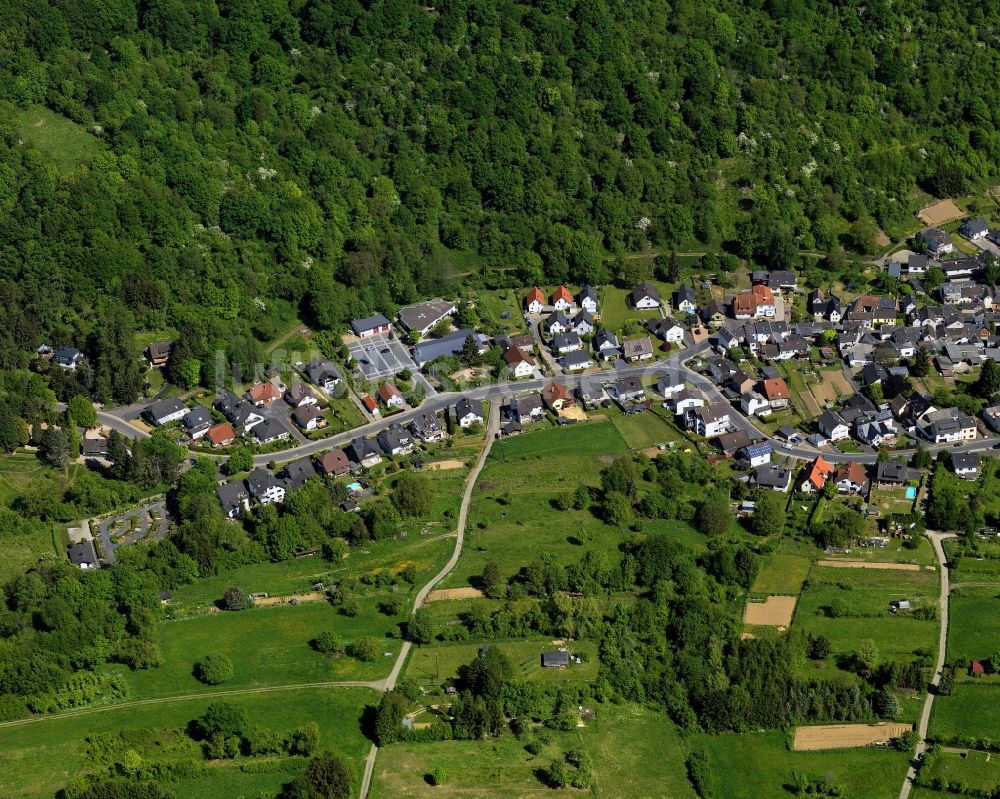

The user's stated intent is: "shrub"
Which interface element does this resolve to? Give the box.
[194,653,234,685]
[347,637,381,662]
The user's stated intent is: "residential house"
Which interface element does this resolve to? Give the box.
[960,217,989,240]
[351,313,392,338]
[860,363,888,388]
[628,281,661,309]
[650,318,685,344]
[410,411,446,443]
[717,430,752,457]
[346,437,383,468]
[145,397,187,427]
[855,414,896,447]
[685,402,733,438]
[612,377,646,404]
[593,329,620,360]
[543,310,571,336]
[656,373,685,398]
[252,419,289,445]
[216,481,249,519]
[835,462,869,495]
[578,285,599,314]
[551,331,582,354]
[670,388,705,415]
[741,442,773,468]
[306,358,341,392]
[622,336,654,362]
[396,298,456,336]
[285,383,318,409]
[81,438,109,460]
[68,541,100,570]
[919,227,954,257]
[569,310,595,335]
[146,341,172,367]
[733,284,776,319]
[207,423,237,448]
[707,356,738,383]
[741,391,771,417]
[751,463,792,492]
[182,406,213,440]
[951,452,981,480]
[246,382,281,406]
[524,287,545,314]
[377,382,406,409]
[541,650,570,669]
[292,404,325,431]
[378,423,414,456]
[361,395,379,417]
[542,382,575,412]
[247,467,286,504]
[550,285,575,311]
[982,405,1000,434]
[799,456,836,493]
[875,461,915,488]
[726,370,755,395]
[560,351,593,371]
[52,346,84,370]
[716,327,741,351]
[817,410,850,441]
[762,377,790,409]
[318,449,351,476]
[453,398,484,429]
[676,284,697,315]
[278,460,314,493]
[412,329,487,367]
[916,408,978,443]
[505,394,545,424]
[701,299,727,328]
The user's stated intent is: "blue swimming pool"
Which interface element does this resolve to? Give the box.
[905,486,917,499]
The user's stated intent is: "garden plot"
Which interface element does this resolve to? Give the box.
[793,723,911,751]
[919,199,964,226]
[743,595,797,627]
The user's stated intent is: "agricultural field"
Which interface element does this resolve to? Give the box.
[919,750,1000,796]
[15,105,103,174]
[122,600,403,700]
[947,586,1000,664]
[932,683,1000,740]
[369,703,696,799]
[0,688,376,799]
[793,566,940,676]
[405,639,599,689]
[691,730,909,799]
[751,553,812,595]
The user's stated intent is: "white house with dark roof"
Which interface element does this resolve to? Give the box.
[960,217,989,240]
[453,398,484,429]
[306,358,341,392]
[577,285,599,314]
[919,227,954,257]
[593,329,620,360]
[247,468,285,504]
[145,398,187,427]
[628,281,661,309]
[684,402,733,438]
[182,406,213,439]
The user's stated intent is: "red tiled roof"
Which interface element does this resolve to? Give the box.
[378,382,403,401]
[551,285,573,304]
[247,383,280,403]
[805,456,836,490]
[361,395,377,412]
[525,287,545,306]
[762,377,790,401]
[207,423,235,446]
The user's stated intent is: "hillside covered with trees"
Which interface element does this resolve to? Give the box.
[1,0,1000,392]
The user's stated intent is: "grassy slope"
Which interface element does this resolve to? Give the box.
[15,105,102,174]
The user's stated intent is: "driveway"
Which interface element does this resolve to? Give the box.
[346,333,416,382]
[970,237,1000,258]
[96,500,170,565]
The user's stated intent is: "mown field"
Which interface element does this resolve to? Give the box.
[752,553,812,595]
[932,683,1000,741]
[0,688,376,799]
[947,586,1000,663]
[691,730,910,799]
[920,750,1000,795]
[369,703,696,799]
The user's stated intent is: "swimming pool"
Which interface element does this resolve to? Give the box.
[905,486,917,499]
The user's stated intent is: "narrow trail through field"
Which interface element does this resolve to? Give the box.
[0,680,382,729]
[358,400,500,799]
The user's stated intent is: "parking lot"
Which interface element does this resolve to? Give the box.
[346,332,415,381]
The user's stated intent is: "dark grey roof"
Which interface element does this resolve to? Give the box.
[351,313,391,334]
[146,397,186,422]
[952,452,981,471]
[306,358,341,386]
[67,541,99,566]
[541,650,570,667]
[81,438,108,456]
[53,346,83,366]
[628,281,661,304]
[560,350,592,368]
[252,418,287,443]
[282,459,317,491]
[551,331,581,351]
[183,405,212,430]
[247,467,280,496]
[412,329,484,366]
[397,299,456,332]
[454,398,482,420]
[216,480,248,514]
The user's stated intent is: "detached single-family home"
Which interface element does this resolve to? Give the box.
[622,336,654,362]
[453,398,484,429]
[920,227,954,257]
[875,460,915,488]
[670,388,705,415]
[146,341,173,367]
[799,456,836,493]
[410,412,446,443]
[569,309,595,335]
[544,310,571,336]
[651,318,686,344]
[741,442,773,468]
[216,481,249,518]
[306,358,341,392]
[960,217,989,241]
[751,463,792,492]
[292,404,325,431]
[145,397,187,427]
[207,423,237,448]
[502,345,536,378]
[628,281,661,309]
[560,351,593,371]
[578,285,599,314]
[741,391,771,417]
[676,284,697,314]
[835,462,869,495]
[701,299,727,328]
[246,382,281,406]
[282,459,317,492]
[182,406,213,440]
[67,541,100,569]
[378,423,414,456]
[505,394,545,423]
[656,373,685,398]
[551,331,582,354]
[285,383,318,409]
[346,437,383,468]
[247,468,286,504]
[762,377,790,409]
[612,376,646,404]
[524,287,545,314]
[81,438,109,460]
[685,402,732,438]
[593,329,620,360]
[318,449,351,476]
[951,452,981,480]
[351,313,392,338]
[397,298,457,336]
[52,346,84,370]
[541,382,575,412]
[817,410,850,441]
[551,285,575,311]
[378,382,406,409]
[252,419,290,445]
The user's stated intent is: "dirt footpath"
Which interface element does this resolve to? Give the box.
[793,722,912,750]
[743,595,797,627]
[426,587,483,602]
[817,560,920,571]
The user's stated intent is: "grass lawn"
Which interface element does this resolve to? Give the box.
[948,586,1000,663]
[610,408,680,450]
[0,688,376,799]
[691,729,909,799]
[488,420,628,461]
[597,284,669,333]
[752,553,812,594]
[793,567,940,676]
[932,683,1000,740]
[405,640,599,688]
[472,288,529,334]
[920,750,1000,795]
[369,703,696,799]
[15,105,103,174]
[868,486,916,517]
[123,601,404,700]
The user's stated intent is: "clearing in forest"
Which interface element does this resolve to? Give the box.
[743,595,797,627]
[792,723,912,751]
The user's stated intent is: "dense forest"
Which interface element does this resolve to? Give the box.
[2,0,1000,392]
